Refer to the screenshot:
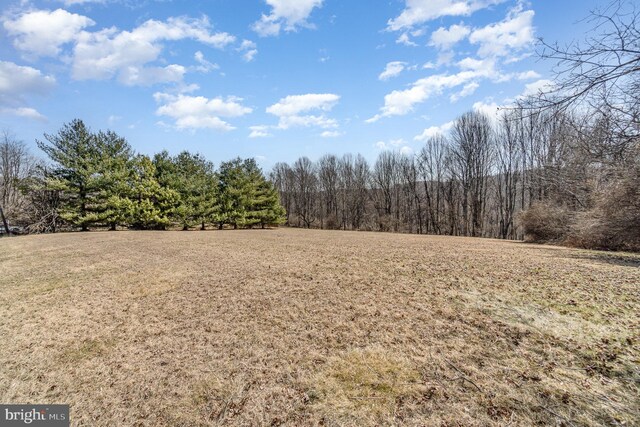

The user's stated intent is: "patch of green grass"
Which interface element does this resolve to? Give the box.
[60,338,115,362]
[308,347,423,424]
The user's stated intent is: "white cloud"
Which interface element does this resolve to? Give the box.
[375,138,413,154]
[472,100,501,120]
[266,93,340,130]
[0,60,53,121]
[267,93,338,116]
[457,57,495,73]
[429,23,470,49]
[3,9,95,57]
[367,69,490,122]
[277,114,337,129]
[0,61,56,106]
[193,51,219,73]
[249,125,272,138]
[515,70,541,80]
[521,79,554,97]
[396,32,417,46]
[388,0,503,31]
[0,107,47,121]
[253,0,323,37]
[469,9,535,57]
[320,130,342,138]
[72,16,235,85]
[400,146,414,155]
[414,121,454,141]
[154,92,252,131]
[238,40,258,62]
[450,81,479,102]
[379,61,407,81]
[63,0,106,4]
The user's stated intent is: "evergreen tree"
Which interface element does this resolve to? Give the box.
[153,151,216,230]
[242,159,286,228]
[129,155,179,229]
[95,130,134,230]
[174,152,216,230]
[215,158,251,229]
[37,119,102,231]
[248,179,287,228]
[215,158,286,229]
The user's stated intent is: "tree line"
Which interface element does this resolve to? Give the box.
[268,1,639,251]
[270,104,638,251]
[0,120,285,233]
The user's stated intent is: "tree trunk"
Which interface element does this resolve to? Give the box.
[0,206,10,236]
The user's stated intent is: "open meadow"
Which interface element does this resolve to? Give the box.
[0,228,638,426]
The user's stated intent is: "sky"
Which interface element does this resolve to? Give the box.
[0,0,603,170]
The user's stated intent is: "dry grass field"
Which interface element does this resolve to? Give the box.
[0,228,638,426]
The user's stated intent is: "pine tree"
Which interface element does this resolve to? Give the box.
[37,119,102,231]
[129,155,179,230]
[242,159,286,228]
[215,158,251,229]
[153,151,216,230]
[249,179,286,228]
[95,130,134,230]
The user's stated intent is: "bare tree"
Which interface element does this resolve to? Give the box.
[399,154,423,233]
[418,135,447,234]
[0,131,38,232]
[350,154,370,230]
[372,151,402,231]
[532,0,639,142]
[318,154,340,228]
[292,157,318,228]
[449,112,494,237]
[270,162,295,225]
[496,112,523,239]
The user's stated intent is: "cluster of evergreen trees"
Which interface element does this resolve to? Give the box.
[36,119,285,231]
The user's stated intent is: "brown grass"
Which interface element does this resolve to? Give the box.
[0,228,638,426]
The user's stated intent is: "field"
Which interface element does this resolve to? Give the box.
[0,229,638,426]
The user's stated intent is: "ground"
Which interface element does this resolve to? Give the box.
[0,228,638,426]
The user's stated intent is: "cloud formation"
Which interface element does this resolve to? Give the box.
[154,92,252,131]
[3,9,252,87]
[379,61,407,81]
[3,8,95,57]
[266,93,340,130]
[253,0,323,37]
[388,0,503,31]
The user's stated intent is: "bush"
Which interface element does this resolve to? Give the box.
[519,202,573,243]
[569,160,640,251]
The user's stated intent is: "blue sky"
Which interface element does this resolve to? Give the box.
[1,0,602,169]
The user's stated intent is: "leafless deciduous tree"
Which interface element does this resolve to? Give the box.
[292,157,318,228]
[449,111,493,237]
[0,131,38,232]
[533,1,639,133]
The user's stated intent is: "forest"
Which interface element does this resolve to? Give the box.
[271,103,639,251]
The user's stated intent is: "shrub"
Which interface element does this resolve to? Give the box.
[569,159,640,251]
[519,202,573,243]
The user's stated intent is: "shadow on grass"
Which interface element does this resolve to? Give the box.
[506,240,640,268]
